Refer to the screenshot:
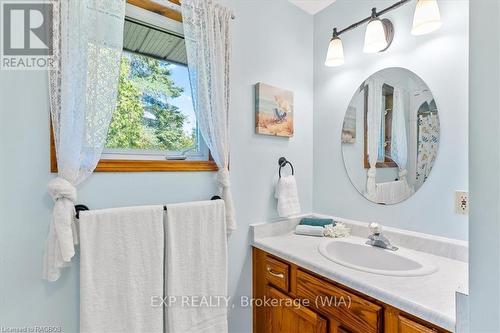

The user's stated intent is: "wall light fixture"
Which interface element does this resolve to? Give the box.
[325,0,442,67]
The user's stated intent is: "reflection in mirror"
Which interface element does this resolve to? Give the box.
[341,68,439,205]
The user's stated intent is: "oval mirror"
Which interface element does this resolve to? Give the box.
[341,68,439,205]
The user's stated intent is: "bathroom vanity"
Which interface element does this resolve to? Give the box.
[251,217,467,333]
[253,247,448,333]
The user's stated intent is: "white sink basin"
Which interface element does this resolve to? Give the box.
[318,237,438,277]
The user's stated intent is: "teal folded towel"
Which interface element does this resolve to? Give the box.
[299,217,335,227]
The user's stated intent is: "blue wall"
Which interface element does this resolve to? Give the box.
[0,1,314,331]
[312,0,469,241]
[1,0,474,331]
[469,0,500,331]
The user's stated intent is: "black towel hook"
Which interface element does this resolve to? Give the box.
[278,157,294,178]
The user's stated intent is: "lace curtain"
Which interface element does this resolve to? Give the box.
[181,0,236,233]
[391,88,409,184]
[44,0,125,281]
[416,113,439,187]
[366,77,383,200]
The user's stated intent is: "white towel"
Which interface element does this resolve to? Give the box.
[375,180,413,204]
[295,225,326,237]
[79,206,164,333]
[274,175,301,217]
[165,200,228,333]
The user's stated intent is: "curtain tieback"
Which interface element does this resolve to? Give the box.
[47,177,77,262]
[48,177,77,202]
[217,169,230,188]
[367,167,377,178]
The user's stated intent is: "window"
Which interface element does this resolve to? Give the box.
[363,83,397,169]
[103,33,205,161]
[50,1,217,172]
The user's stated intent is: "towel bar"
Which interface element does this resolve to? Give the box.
[74,196,223,219]
[75,204,90,219]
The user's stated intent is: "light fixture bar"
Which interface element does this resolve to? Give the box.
[335,0,411,36]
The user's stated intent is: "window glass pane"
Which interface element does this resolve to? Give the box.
[105,3,199,156]
[106,51,197,153]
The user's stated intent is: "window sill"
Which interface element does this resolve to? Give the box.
[51,158,218,173]
[50,125,218,173]
[363,158,398,169]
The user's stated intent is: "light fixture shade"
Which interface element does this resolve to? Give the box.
[411,0,442,35]
[325,37,344,67]
[363,18,388,53]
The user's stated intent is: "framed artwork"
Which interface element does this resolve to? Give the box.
[255,83,294,137]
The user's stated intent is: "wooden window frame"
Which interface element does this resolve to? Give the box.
[50,0,218,173]
[128,0,183,22]
[363,84,398,169]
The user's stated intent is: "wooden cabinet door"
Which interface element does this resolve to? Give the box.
[265,286,327,333]
[296,270,382,333]
[331,322,353,333]
[328,317,354,333]
[336,327,353,333]
[399,316,438,333]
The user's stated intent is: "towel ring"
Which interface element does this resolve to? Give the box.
[278,157,294,178]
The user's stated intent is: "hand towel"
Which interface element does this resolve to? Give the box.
[274,175,301,217]
[295,225,326,237]
[299,217,335,227]
[79,206,164,333]
[165,200,228,333]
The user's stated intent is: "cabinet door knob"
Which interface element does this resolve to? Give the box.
[267,266,284,279]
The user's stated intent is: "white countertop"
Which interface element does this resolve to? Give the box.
[253,231,468,332]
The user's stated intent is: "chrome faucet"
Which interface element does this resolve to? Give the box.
[366,223,398,251]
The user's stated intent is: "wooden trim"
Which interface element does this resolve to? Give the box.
[51,149,217,173]
[363,86,370,169]
[127,0,183,22]
[253,248,267,333]
[94,159,217,172]
[51,156,217,173]
[384,307,400,333]
[365,160,398,169]
[50,122,58,173]
[399,315,438,333]
[50,126,218,173]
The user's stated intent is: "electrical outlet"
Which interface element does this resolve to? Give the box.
[455,191,469,215]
